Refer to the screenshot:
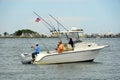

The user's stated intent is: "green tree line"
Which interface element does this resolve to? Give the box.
[14,29,37,36]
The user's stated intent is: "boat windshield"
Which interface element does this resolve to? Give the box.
[60,30,83,43]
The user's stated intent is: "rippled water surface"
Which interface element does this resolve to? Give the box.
[0,38,120,80]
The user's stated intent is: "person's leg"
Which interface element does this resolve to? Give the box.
[32,52,36,60]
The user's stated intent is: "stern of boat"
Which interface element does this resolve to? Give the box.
[20,53,32,64]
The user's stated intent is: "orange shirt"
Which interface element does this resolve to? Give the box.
[57,44,63,53]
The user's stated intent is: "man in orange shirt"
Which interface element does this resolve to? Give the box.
[57,41,63,53]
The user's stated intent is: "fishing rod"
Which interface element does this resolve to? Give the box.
[47,14,63,41]
[33,11,54,53]
[29,33,50,53]
[49,14,70,40]
[33,11,57,32]
[38,39,50,53]
[41,21,52,32]
[49,14,68,31]
[57,20,60,32]
[26,35,33,46]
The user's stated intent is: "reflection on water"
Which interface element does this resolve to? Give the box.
[0,38,120,80]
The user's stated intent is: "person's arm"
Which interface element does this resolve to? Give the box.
[31,46,35,49]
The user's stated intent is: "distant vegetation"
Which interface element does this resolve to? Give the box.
[12,29,48,38]
[0,29,48,38]
[13,29,37,36]
[0,29,120,38]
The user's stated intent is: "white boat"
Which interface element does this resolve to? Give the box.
[21,28,108,64]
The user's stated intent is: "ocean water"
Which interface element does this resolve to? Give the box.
[0,38,120,80]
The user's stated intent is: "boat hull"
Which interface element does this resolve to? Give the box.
[21,45,108,64]
[34,49,100,64]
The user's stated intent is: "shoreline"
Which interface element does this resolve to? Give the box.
[0,36,120,38]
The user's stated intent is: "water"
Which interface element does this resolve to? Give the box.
[0,38,120,80]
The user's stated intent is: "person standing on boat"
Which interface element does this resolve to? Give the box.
[57,41,63,53]
[31,43,40,61]
[68,38,74,49]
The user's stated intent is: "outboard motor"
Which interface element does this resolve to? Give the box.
[21,53,32,64]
